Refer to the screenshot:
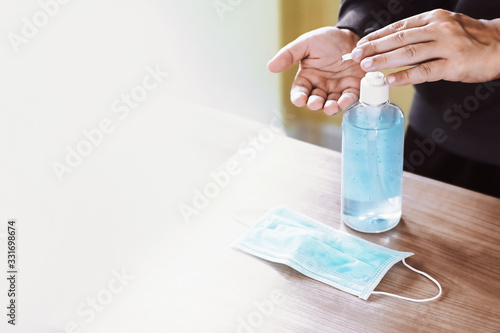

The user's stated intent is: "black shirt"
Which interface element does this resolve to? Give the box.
[337,0,500,166]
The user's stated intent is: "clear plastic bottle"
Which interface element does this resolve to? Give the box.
[341,71,405,233]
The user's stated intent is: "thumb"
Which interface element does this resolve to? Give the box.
[268,36,309,73]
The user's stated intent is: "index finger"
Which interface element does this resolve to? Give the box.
[357,11,431,46]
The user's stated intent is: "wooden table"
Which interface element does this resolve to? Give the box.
[197,133,500,333]
[3,104,499,333]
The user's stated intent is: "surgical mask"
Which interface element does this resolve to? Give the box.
[233,205,441,302]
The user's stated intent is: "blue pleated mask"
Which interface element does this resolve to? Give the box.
[233,206,441,301]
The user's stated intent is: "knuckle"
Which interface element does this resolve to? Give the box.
[380,54,389,65]
[419,63,433,77]
[431,8,450,19]
[367,41,378,54]
[285,49,296,64]
[390,20,406,33]
[372,54,388,67]
[404,45,418,59]
[393,31,406,45]
[449,11,463,22]
[403,70,412,83]
[438,21,458,34]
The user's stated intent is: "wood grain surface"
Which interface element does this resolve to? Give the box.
[206,135,500,333]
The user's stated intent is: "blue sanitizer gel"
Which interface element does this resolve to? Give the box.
[341,72,405,233]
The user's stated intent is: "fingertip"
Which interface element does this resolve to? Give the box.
[267,57,280,73]
[268,49,290,73]
[338,94,356,110]
[351,48,363,62]
[306,95,325,111]
[291,91,308,107]
[267,59,273,71]
[292,97,307,107]
[324,100,340,116]
[386,75,396,85]
[386,73,407,86]
[268,45,296,73]
[360,57,373,71]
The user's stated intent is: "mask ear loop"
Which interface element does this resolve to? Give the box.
[372,258,442,302]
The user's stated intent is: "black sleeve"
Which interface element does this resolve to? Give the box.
[336,0,445,38]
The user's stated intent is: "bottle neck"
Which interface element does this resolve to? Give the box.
[358,100,389,108]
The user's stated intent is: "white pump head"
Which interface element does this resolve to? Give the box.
[360,71,389,105]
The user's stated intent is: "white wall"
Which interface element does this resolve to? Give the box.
[1,0,281,125]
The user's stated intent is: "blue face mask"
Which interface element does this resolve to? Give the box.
[233,206,441,301]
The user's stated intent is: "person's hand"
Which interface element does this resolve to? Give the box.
[268,27,365,115]
[351,9,500,86]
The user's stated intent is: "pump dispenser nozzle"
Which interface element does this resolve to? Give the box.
[360,72,389,106]
[359,71,389,129]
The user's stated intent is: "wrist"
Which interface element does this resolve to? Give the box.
[338,27,361,44]
[336,27,361,54]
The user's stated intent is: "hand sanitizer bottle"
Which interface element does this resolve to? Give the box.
[341,71,405,233]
